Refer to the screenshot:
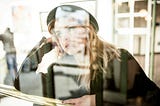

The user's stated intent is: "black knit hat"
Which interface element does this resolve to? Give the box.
[46,4,99,33]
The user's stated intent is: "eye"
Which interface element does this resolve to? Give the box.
[68,27,75,32]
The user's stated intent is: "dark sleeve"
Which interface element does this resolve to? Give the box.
[90,71,103,106]
[19,37,53,72]
[124,49,160,105]
[0,34,4,40]
[133,70,160,105]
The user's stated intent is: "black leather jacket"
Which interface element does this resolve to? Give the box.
[90,49,160,106]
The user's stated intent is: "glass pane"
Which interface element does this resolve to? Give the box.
[116,34,130,49]
[133,35,146,55]
[118,2,130,13]
[117,18,130,28]
[156,4,160,23]
[134,17,147,27]
[134,1,148,12]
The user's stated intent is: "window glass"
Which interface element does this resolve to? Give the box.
[117,18,130,28]
[118,2,130,13]
[134,1,148,12]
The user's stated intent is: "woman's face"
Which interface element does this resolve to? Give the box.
[53,7,90,55]
[54,24,90,55]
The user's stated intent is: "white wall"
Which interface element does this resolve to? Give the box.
[97,0,113,43]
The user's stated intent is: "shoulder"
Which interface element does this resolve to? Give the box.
[118,48,130,55]
[118,48,134,60]
[118,48,141,71]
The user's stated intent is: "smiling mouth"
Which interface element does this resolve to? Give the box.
[65,44,77,48]
[64,43,84,51]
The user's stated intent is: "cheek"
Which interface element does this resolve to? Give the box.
[58,37,71,51]
[58,36,88,48]
[59,38,66,48]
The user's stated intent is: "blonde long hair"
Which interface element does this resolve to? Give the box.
[48,20,120,89]
[88,26,120,80]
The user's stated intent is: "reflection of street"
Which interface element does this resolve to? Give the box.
[0,28,19,89]
[0,84,68,106]
[0,72,38,106]
[0,66,74,106]
[19,72,43,96]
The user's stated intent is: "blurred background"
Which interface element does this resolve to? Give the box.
[0,0,160,105]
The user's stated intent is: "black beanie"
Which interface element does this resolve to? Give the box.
[46,4,99,33]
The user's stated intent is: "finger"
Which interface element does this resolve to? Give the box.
[63,99,77,105]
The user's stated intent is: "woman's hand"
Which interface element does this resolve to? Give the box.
[36,48,58,74]
[62,95,96,106]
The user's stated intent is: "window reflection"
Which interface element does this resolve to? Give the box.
[117,18,130,28]
[118,2,130,13]
[134,17,147,27]
[134,1,148,12]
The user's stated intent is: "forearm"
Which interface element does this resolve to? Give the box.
[62,94,96,106]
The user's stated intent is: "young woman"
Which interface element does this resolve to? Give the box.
[36,4,160,106]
